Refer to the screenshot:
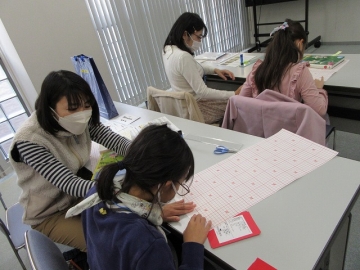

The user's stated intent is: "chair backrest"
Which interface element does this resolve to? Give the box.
[6,202,31,249]
[147,86,205,123]
[0,191,7,210]
[0,217,28,270]
[25,229,69,270]
[0,217,16,249]
[222,90,326,145]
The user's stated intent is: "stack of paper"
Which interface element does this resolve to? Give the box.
[195,52,226,61]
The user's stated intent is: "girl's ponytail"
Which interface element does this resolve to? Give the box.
[96,162,125,201]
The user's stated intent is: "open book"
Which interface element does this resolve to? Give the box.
[303,55,345,69]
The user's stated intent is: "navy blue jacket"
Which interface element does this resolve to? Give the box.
[82,186,204,270]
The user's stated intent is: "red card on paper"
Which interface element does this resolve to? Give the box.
[248,258,277,270]
[207,211,260,249]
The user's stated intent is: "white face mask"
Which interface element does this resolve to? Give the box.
[157,183,177,206]
[51,108,92,135]
[186,33,202,52]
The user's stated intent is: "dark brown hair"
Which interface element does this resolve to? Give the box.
[96,124,194,205]
[163,12,208,56]
[254,19,307,93]
[35,70,100,135]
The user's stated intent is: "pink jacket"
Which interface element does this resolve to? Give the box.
[222,90,326,145]
[240,60,328,117]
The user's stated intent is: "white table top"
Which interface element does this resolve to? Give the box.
[112,102,360,270]
[207,53,360,90]
[324,54,360,89]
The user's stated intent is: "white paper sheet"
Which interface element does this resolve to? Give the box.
[309,59,349,81]
[185,129,338,226]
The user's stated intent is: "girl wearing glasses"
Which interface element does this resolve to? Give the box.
[67,124,211,270]
[10,70,194,253]
[163,12,242,125]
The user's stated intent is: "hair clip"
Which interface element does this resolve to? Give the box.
[270,22,289,36]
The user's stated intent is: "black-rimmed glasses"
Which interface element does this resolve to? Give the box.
[172,177,193,196]
[193,33,205,40]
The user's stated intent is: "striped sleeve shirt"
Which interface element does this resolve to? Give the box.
[14,123,131,197]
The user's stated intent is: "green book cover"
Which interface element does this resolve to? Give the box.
[302,55,345,69]
[91,150,124,180]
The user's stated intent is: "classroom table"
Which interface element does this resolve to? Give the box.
[111,102,360,270]
[205,53,360,121]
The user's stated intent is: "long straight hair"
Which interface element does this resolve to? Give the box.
[254,19,307,93]
[96,124,194,206]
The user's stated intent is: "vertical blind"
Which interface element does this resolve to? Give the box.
[85,0,251,106]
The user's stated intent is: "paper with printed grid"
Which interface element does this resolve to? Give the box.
[185,129,338,226]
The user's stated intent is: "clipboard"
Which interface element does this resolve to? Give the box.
[208,211,260,249]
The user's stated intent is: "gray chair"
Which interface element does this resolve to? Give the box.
[25,229,69,270]
[0,218,27,270]
[0,191,7,210]
[0,201,31,270]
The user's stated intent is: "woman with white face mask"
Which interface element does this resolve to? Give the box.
[67,124,211,270]
[163,12,243,124]
[9,70,196,252]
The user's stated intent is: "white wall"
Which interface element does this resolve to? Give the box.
[0,0,359,111]
[0,19,37,111]
[0,0,119,110]
[247,0,360,44]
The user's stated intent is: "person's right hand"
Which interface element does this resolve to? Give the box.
[314,76,324,89]
[162,199,196,222]
[183,214,212,244]
[234,85,242,95]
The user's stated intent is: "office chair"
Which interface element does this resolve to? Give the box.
[25,229,69,270]
[147,86,205,123]
[222,90,335,148]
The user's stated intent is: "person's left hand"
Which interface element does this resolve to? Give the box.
[162,199,196,222]
[214,68,235,81]
[314,76,324,89]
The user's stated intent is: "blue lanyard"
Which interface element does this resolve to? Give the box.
[112,200,132,213]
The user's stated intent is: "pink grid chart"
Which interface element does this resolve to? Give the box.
[185,129,338,226]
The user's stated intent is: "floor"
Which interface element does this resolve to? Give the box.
[1,43,360,270]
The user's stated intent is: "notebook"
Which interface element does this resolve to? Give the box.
[91,150,124,180]
[195,52,226,61]
[302,55,345,69]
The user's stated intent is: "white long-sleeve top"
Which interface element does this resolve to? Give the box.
[162,45,234,100]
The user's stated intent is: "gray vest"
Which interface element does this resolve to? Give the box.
[9,112,92,225]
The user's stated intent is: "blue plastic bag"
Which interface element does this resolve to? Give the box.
[71,54,118,119]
